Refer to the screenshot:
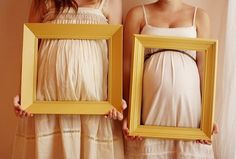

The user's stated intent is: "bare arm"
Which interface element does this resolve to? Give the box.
[14,0,47,117]
[195,8,210,94]
[104,0,122,24]
[195,9,219,143]
[122,7,146,139]
[123,6,144,115]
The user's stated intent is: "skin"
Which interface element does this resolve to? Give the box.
[123,0,218,142]
[14,0,125,120]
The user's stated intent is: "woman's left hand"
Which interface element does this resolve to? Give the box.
[105,99,127,121]
[196,123,219,145]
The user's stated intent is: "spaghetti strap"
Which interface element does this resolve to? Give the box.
[142,4,148,25]
[193,7,197,26]
[98,0,106,10]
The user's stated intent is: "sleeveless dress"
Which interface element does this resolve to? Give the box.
[12,1,124,159]
[125,6,214,159]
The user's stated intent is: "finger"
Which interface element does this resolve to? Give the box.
[204,140,212,145]
[137,136,143,141]
[121,99,127,111]
[112,109,118,120]
[22,111,27,117]
[14,106,21,111]
[24,111,32,117]
[123,128,129,136]
[14,109,20,116]
[104,110,110,119]
[26,112,34,117]
[19,111,24,118]
[124,134,132,140]
[130,136,136,140]
[122,118,128,129]
[20,110,28,118]
[104,111,109,118]
[117,111,123,121]
[198,140,204,144]
[213,124,219,134]
[13,96,20,107]
[122,128,130,139]
[108,110,113,119]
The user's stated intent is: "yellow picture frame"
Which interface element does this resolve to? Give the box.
[128,34,218,140]
[21,23,123,114]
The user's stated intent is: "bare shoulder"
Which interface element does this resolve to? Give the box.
[105,0,122,9]
[196,8,210,25]
[125,5,144,24]
[181,4,210,24]
[106,0,122,5]
[103,0,122,24]
[196,8,210,21]
[195,8,211,38]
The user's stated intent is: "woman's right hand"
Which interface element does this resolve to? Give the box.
[122,117,143,141]
[13,95,33,117]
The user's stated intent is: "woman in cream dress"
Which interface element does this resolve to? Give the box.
[12,0,124,159]
[123,0,216,158]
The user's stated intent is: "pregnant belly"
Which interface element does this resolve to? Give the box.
[142,52,201,127]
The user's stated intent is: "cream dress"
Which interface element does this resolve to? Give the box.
[125,6,214,159]
[12,0,124,159]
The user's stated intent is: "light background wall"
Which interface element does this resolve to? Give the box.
[0,0,225,158]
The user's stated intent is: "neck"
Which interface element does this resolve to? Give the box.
[157,0,182,11]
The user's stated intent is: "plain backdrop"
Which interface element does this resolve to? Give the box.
[0,0,225,158]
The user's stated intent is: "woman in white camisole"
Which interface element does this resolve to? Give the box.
[123,0,216,158]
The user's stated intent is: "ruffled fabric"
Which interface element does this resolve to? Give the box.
[43,8,108,24]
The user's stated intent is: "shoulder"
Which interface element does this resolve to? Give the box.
[106,0,122,6]
[196,8,210,26]
[125,5,144,24]
[128,5,143,15]
[195,8,211,37]
[105,0,122,14]
[103,0,122,24]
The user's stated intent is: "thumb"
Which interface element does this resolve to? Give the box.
[212,123,219,134]
[121,99,127,111]
[117,112,123,121]
[122,117,128,129]
[13,95,20,107]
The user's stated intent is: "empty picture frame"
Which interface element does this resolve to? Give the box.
[128,34,218,140]
[21,23,122,114]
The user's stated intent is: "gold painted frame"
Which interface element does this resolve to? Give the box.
[128,34,218,140]
[21,23,122,114]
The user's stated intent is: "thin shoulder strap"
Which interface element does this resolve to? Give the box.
[193,7,198,26]
[142,4,148,25]
[98,0,107,10]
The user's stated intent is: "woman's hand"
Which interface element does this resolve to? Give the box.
[122,117,143,141]
[13,95,33,117]
[105,99,127,121]
[196,123,219,145]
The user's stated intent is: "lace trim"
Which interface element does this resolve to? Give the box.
[16,130,80,140]
[82,134,119,142]
[43,8,108,24]
[15,131,119,142]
